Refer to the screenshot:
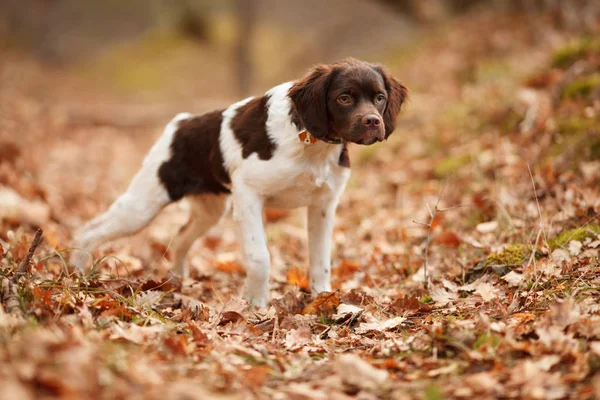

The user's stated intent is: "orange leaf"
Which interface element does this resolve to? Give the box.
[264,208,289,223]
[287,266,310,291]
[431,213,444,230]
[435,231,461,248]
[214,260,245,274]
[203,236,221,251]
[188,322,210,344]
[243,365,270,388]
[334,259,360,280]
[33,286,53,308]
[163,334,189,356]
[302,291,340,316]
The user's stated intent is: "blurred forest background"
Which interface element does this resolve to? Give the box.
[2,1,600,399]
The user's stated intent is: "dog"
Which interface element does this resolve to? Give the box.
[71,58,408,307]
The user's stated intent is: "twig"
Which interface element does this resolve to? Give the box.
[526,163,548,246]
[16,229,43,278]
[413,177,467,288]
[412,179,448,288]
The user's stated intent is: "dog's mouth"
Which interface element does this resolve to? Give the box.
[356,137,379,145]
[345,125,386,145]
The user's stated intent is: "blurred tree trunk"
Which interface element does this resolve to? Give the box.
[235,0,257,97]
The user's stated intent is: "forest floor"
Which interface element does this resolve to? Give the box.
[1,8,600,400]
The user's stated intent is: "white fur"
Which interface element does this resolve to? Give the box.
[72,84,350,308]
[221,83,350,306]
[70,113,191,269]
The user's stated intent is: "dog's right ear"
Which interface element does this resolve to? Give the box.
[288,64,333,139]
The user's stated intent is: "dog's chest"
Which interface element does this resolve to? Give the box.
[261,149,344,209]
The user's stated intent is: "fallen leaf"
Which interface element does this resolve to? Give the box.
[302,291,340,316]
[502,271,524,287]
[333,303,363,320]
[214,260,245,274]
[334,354,389,392]
[219,311,245,325]
[436,230,461,248]
[264,208,289,222]
[568,240,582,256]
[356,316,405,334]
[285,326,312,349]
[389,295,431,315]
[287,266,310,291]
[138,275,182,292]
[476,221,498,233]
[429,285,458,306]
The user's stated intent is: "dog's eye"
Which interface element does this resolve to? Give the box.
[375,94,386,104]
[337,94,352,105]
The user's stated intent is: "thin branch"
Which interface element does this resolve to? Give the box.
[412,175,466,289]
[425,202,434,218]
[16,229,44,278]
[527,163,548,246]
[412,220,431,228]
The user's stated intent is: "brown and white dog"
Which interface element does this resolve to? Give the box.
[71,58,408,307]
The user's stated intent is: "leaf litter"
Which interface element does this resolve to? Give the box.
[1,7,600,400]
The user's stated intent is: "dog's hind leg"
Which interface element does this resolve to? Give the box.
[70,113,192,270]
[170,194,229,277]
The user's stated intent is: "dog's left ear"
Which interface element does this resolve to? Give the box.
[288,64,334,139]
[375,66,408,138]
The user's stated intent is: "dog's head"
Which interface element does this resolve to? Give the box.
[289,58,408,145]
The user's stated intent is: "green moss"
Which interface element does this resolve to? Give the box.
[484,244,536,267]
[548,225,600,249]
[433,154,471,177]
[424,385,442,400]
[556,116,600,136]
[551,38,600,69]
[550,117,600,163]
[561,73,600,100]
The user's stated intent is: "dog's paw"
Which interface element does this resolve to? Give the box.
[243,284,269,309]
[311,282,332,295]
[243,295,269,309]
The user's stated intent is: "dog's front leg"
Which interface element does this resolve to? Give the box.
[232,182,270,308]
[307,200,338,294]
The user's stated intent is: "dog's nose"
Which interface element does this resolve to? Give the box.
[361,114,381,127]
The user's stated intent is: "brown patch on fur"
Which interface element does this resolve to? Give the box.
[230,96,276,160]
[338,143,350,168]
[374,65,409,138]
[158,111,230,201]
[288,65,334,140]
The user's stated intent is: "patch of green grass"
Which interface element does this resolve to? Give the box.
[551,38,600,69]
[549,225,600,249]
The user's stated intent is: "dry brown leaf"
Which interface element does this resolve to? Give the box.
[335,354,389,392]
[435,230,462,248]
[302,291,340,316]
[219,311,245,325]
[389,295,431,315]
